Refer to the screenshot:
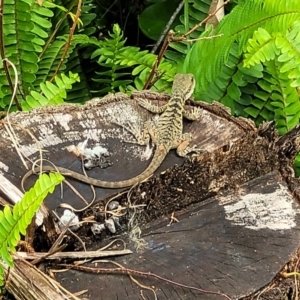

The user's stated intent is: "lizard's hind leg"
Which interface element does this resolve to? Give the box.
[176,133,207,157]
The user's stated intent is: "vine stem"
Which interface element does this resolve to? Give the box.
[0,1,22,111]
[151,1,184,54]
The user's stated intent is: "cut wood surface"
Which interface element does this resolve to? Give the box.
[57,172,300,300]
[0,91,254,209]
[0,92,300,300]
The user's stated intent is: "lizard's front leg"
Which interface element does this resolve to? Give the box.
[137,98,167,114]
[183,106,202,121]
[175,133,206,157]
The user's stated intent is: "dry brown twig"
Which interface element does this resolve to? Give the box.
[50,0,82,80]
[58,260,232,300]
[143,0,230,90]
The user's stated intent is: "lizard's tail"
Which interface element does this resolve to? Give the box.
[36,148,167,188]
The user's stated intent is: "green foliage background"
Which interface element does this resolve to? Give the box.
[0,1,300,177]
[3,0,300,136]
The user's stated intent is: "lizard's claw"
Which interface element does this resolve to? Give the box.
[189,145,207,155]
[189,107,203,120]
[183,107,203,121]
[138,98,151,109]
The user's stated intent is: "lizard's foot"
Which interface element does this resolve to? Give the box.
[184,145,207,156]
[176,132,207,157]
[183,107,203,121]
[177,145,207,157]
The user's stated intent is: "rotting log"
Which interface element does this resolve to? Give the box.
[2,259,66,300]
[0,92,299,299]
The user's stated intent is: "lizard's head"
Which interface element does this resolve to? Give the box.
[172,73,195,100]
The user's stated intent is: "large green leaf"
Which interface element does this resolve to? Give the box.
[139,0,182,40]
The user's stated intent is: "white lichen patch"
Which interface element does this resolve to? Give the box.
[63,131,83,140]
[79,117,97,129]
[52,113,73,131]
[0,161,9,172]
[221,184,299,230]
[38,123,55,139]
[81,128,104,141]
[82,144,109,157]
[212,118,228,130]
[19,114,51,128]
[100,102,142,126]
[17,134,64,157]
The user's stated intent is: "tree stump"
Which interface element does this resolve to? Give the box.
[1,91,300,300]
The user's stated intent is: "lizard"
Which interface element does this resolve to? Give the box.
[22,73,203,189]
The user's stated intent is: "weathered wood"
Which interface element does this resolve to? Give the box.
[0,93,300,300]
[3,259,66,300]
[0,92,253,210]
[0,173,24,204]
[17,248,132,260]
[56,171,300,299]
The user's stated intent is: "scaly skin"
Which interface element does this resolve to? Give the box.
[22,74,202,188]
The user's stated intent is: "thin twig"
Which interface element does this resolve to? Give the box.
[50,0,82,80]
[144,0,230,89]
[177,0,230,40]
[151,0,184,54]
[39,2,77,59]
[0,3,22,110]
[17,248,132,261]
[58,262,232,300]
[2,59,28,168]
[293,254,300,300]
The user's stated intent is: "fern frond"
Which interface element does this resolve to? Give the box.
[242,59,300,134]
[23,72,80,110]
[91,24,176,96]
[276,21,300,87]
[170,0,210,55]
[0,173,63,267]
[0,265,4,288]
[193,43,261,115]
[243,28,279,66]
[193,0,300,92]
[22,0,53,49]
[0,0,40,105]
[78,0,97,35]
[265,60,300,135]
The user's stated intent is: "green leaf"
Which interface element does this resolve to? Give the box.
[244,107,259,118]
[139,1,181,40]
[0,173,63,267]
[227,82,241,101]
